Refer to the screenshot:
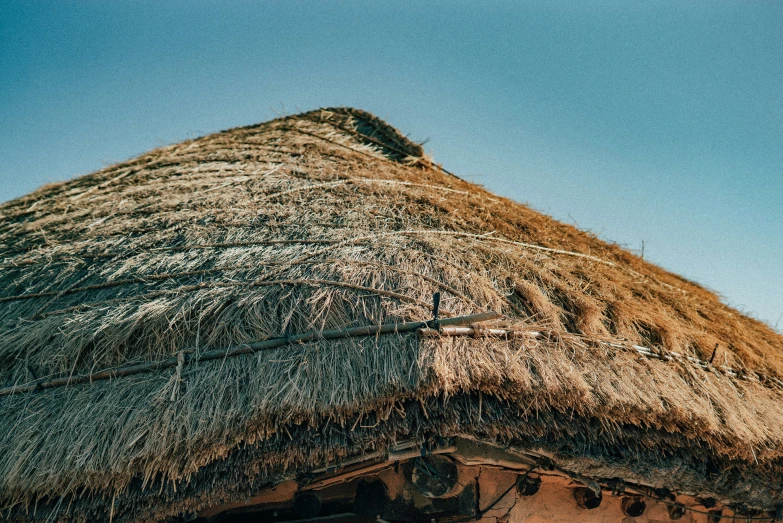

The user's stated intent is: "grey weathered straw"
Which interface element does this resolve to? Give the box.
[1,107,782,522]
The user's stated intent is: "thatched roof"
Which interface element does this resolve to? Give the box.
[1,107,782,521]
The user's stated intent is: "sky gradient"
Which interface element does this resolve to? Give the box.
[1,1,781,330]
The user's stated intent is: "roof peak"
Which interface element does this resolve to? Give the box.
[275,107,426,163]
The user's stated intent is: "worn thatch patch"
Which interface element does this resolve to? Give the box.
[1,107,782,521]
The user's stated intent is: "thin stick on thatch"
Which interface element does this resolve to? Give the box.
[1,259,474,308]
[0,311,500,397]
[418,326,528,338]
[32,277,446,320]
[1,226,616,271]
[261,178,469,200]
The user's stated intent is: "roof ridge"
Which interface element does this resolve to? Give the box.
[295,107,426,162]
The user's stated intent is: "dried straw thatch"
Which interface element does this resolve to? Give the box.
[1,107,782,521]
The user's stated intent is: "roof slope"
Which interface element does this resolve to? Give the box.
[1,108,782,521]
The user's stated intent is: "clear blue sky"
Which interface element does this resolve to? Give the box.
[1,1,781,330]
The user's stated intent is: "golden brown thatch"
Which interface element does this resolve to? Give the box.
[1,107,782,521]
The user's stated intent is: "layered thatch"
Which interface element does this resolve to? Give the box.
[1,107,782,521]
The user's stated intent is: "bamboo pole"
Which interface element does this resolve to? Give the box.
[418,326,540,338]
[0,311,501,397]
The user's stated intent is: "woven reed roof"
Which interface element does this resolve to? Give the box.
[1,107,782,521]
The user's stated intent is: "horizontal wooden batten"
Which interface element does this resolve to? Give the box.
[0,311,501,397]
